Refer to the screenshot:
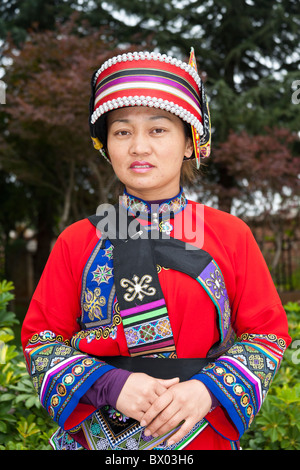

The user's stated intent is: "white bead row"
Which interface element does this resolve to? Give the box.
[93,51,202,90]
[91,95,203,135]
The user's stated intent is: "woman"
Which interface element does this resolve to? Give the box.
[21,50,291,451]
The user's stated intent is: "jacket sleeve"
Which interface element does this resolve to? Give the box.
[21,228,116,431]
[192,224,291,440]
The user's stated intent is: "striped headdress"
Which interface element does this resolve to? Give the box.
[89,49,211,168]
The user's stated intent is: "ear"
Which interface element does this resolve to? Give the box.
[184,137,194,159]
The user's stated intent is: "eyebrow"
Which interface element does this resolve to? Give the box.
[149,115,173,121]
[110,115,173,125]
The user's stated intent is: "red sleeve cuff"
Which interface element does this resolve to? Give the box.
[206,406,240,441]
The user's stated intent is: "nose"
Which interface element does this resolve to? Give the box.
[129,131,151,156]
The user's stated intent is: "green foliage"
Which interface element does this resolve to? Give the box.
[240,301,300,450]
[1,279,299,450]
[0,280,56,450]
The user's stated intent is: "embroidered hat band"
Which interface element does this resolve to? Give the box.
[89,49,211,168]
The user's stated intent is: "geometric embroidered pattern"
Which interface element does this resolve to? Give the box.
[24,331,113,429]
[198,333,287,438]
[81,408,208,450]
[120,298,175,357]
[50,426,84,450]
[120,188,187,221]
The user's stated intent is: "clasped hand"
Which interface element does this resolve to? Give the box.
[115,372,212,446]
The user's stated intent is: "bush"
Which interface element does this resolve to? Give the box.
[240,301,300,450]
[0,280,299,450]
[0,280,56,450]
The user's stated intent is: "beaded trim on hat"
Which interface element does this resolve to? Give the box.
[91,95,204,137]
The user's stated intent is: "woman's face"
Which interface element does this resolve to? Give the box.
[106,107,193,200]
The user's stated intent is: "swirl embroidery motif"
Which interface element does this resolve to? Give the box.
[120,274,156,302]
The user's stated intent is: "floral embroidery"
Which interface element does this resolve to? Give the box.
[224,373,236,386]
[126,437,139,450]
[91,264,113,285]
[266,357,276,370]
[159,220,173,235]
[102,244,114,260]
[241,394,250,407]
[91,422,101,435]
[157,319,172,337]
[125,328,139,346]
[63,374,75,386]
[205,268,226,299]
[233,384,244,396]
[107,407,130,423]
[139,324,156,341]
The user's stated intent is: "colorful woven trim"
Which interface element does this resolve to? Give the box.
[24,331,114,429]
[80,410,208,450]
[197,333,287,438]
[196,259,231,343]
[121,298,175,357]
[120,187,187,220]
[90,50,211,168]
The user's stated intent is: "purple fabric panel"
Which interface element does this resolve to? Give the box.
[80,367,219,412]
[207,388,220,409]
[79,368,132,409]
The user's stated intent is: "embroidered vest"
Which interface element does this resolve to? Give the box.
[68,203,236,450]
[77,204,235,359]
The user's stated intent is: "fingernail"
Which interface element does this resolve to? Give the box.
[140,420,146,427]
[144,429,151,436]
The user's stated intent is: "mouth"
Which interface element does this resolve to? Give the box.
[130,161,155,172]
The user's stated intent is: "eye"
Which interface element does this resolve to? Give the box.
[114,130,130,136]
[151,128,166,135]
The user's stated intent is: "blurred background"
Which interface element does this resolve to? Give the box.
[0,0,300,451]
[0,0,299,320]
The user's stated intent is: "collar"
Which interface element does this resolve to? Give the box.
[120,187,187,221]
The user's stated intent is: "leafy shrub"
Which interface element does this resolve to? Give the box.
[240,301,300,450]
[0,280,56,450]
[0,280,299,450]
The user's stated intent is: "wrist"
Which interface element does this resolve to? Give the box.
[190,379,213,409]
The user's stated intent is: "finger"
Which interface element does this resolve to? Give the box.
[140,389,173,427]
[143,399,181,437]
[167,418,196,447]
